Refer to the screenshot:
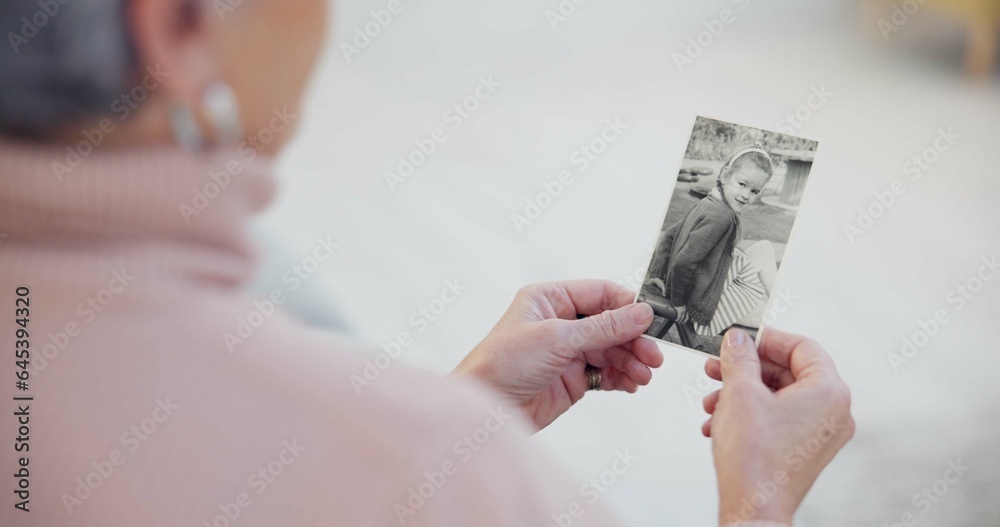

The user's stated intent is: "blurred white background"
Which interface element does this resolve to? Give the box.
[254,1,1000,525]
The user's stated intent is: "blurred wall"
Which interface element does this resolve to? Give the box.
[256,1,1000,525]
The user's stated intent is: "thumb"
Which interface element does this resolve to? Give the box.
[559,303,654,354]
[719,329,762,383]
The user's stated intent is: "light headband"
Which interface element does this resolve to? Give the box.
[721,146,773,178]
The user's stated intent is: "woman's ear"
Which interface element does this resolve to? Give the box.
[127,0,219,109]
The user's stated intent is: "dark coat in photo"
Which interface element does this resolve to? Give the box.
[647,194,741,326]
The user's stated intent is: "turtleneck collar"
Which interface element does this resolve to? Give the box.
[0,138,276,293]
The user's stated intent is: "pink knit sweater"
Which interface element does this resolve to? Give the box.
[0,140,788,527]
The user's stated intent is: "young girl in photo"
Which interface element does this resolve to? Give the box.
[641,144,775,352]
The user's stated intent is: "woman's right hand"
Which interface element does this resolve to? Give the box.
[702,328,855,526]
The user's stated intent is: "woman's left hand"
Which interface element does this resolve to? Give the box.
[453,280,663,431]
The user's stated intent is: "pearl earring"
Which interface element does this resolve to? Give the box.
[168,81,243,151]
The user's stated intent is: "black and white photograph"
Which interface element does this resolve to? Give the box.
[637,116,819,357]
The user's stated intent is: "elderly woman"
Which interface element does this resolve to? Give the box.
[0,1,853,526]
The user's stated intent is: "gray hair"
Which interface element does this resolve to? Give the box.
[0,0,135,138]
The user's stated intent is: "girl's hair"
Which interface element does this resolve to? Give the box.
[718,143,774,183]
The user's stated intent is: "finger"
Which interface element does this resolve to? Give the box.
[702,389,720,414]
[587,346,653,385]
[555,303,654,355]
[757,327,813,367]
[623,356,653,386]
[759,327,837,380]
[583,345,629,368]
[601,367,638,393]
[562,360,590,405]
[624,336,664,368]
[705,357,721,381]
[719,329,762,384]
[761,359,796,390]
[538,280,639,320]
[707,354,791,390]
[701,417,713,437]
